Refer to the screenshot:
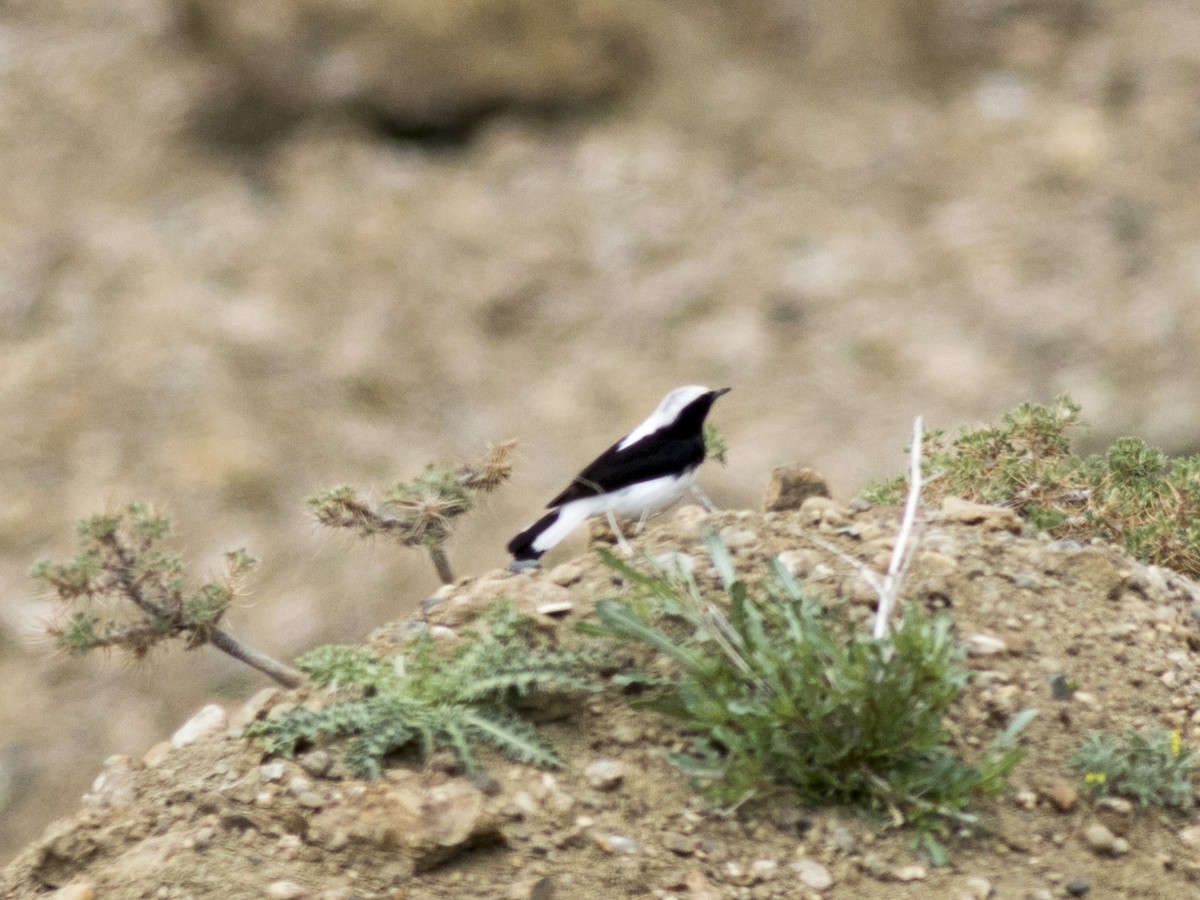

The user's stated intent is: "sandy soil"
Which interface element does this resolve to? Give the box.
[3,0,1200,873]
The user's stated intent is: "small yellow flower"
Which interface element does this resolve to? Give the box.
[1171,730,1182,758]
[1084,772,1107,785]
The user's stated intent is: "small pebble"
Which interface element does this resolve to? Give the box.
[171,704,228,748]
[961,875,992,899]
[1097,796,1132,815]
[1180,825,1200,847]
[50,885,94,900]
[265,882,307,900]
[1066,878,1091,896]
[750,859,778,881]
[1014,789,1038,809]
[583,758,626,791]
[1084,823,1122,855]
[259,762,287,783]
[298,750,332,778]
[791,859,833,890]
[893,864,928,882]
[966,634,1008,656]
[1045,780,1078,812]
[593,833,637,854]
[718,527,757,551]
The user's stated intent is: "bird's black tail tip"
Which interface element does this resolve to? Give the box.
[506,509,559,566]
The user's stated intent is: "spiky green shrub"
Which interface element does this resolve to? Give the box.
[1072,728,1194,807]
[30,503,302,687]
[308,440,515,584]
[861,396,1200,576]
[247,603,595,778]
[586,535,1033,860]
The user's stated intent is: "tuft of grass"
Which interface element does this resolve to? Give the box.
[307,441,515,584]
[30,503,302,687]
[585,535,1034,860]
[1072,728,1194,808]
[862,396,1200,577]
[246,603,595,779]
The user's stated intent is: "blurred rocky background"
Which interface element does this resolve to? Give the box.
[2,0,1199,860]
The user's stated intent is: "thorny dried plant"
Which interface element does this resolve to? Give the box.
[308,440,516,583]
[31,503,303,687]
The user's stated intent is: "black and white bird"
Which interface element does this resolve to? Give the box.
[507,385,730,568]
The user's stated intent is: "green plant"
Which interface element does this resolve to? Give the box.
[704,422,729,467]
[1072,728,1194,807]
[308,440,515,584]
[31,503,303,687]
[586,535,1034,860]
[247,603,595,778]
[863,396,1200,577]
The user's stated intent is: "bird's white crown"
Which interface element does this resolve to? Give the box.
[618,385,714,450]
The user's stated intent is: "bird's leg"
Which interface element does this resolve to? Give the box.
[606,511,634,557]
[690,486,718,512]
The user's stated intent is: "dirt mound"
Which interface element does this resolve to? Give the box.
[5,501,1200,899]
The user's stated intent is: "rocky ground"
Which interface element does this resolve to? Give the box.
[6,494,1200,899]
[6,0,1200,882]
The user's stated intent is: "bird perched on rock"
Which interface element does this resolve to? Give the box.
[507,385,730,569]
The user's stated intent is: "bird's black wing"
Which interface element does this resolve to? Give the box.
[546,431,705,508]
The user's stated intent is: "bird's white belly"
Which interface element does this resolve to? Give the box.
[589,470,697,520]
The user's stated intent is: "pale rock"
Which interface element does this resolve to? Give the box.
[298,750,332,778]
[1097,796,1132,815]
[893,864,928,882]
[799,495,848,527]
[1179,825,1200,847]
[594,833,637,854]
[720,860,748,884]
[1084,822,1118,855]
[171,704,228,748]
[942,497,1020,529]
[961,875,993,899]
[535,599,574,617]
[750,858,778,881]
[966,633,1008,656]
[82,756,137,809]
[1044,780,1078,812]
[260,762,287,783]
[583,758,626,791]
[50,883,94,900]
[791,858,833,890]
[718,526,757,551]
[265,881,307,900]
